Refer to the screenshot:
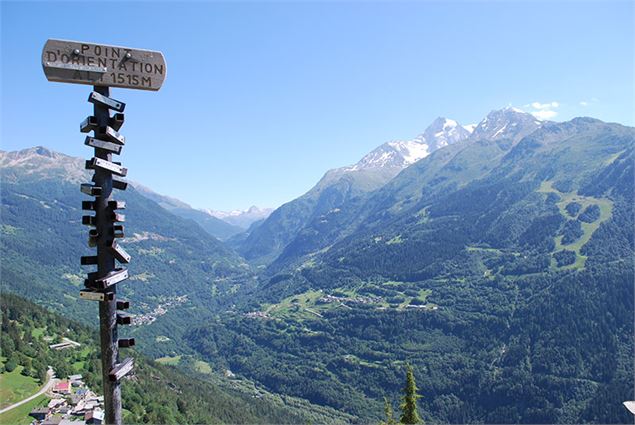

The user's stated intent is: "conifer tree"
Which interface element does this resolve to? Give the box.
[381,396,397,425]
[400,364,423,424]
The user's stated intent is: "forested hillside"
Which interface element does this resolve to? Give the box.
[0,147,255,356]
[1,113,633,424]
[186,116,635,423]
[0,293,353,424]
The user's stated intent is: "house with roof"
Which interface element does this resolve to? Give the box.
[53,380,71,394]
[68,374,84,387]
[71,400,87,415]
[29,407,49,421]
[48,398,66,409]
[70,394,82,406]
[42,417,62,425]
[84,400,100,411]
[85,409,104,424]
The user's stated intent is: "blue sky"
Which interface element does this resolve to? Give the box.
[2,1,633,211]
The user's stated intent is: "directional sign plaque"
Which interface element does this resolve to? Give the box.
[42,39,166,91]
[109,357,134,382]
[80,290,115,302]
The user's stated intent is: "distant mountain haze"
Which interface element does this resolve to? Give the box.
[132,186,272,236]
[206,206,274,229]
[133,184,246,240]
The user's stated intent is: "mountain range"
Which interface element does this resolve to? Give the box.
[193,109,635,423]
[206,206,274,229]
[236,115,478,265]
[1,107,633,424]
[0,146,256,357]
[133,187,272,240]
[236,108,544,270]
[132,184,247,240]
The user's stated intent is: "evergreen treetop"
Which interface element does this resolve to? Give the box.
[400,364,422,424]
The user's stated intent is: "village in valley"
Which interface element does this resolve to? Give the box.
[244,287,439,322]
[28,372,105,425]
[0,326,111,425]
[0,290,179,425]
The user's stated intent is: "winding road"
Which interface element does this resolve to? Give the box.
[0,368,55,414]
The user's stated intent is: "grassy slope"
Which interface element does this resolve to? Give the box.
[261,283,435,322]
[1,293,356,424]
[190,119,634,422]
[0,394,48,425]
[538,180,613,269]
[0,366,40,409]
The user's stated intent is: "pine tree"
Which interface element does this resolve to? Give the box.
[400,364,423,424]
[381,396,397,425]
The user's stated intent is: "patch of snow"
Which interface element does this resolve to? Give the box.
[493,124,508,138]
[398,140,429,164]
[339,116,470,173]
[443,118,458,129]
[205,206,273,223]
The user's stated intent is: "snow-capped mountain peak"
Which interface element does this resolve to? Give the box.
[472,107,542,142]
[387,140,429,165]
[346,140,429,171]
[205,206,274,229]
[420,117,472,150]
[345,117,470,172]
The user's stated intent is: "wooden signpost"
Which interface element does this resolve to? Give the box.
[42,39,166,425]
[42,39,166,91]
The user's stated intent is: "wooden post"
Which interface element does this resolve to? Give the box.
[41,39,166,425]
[92,85,122,425]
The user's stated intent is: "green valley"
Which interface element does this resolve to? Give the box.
[185,115,634,423]
[0,293,354,424]
[1,112,633,424]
